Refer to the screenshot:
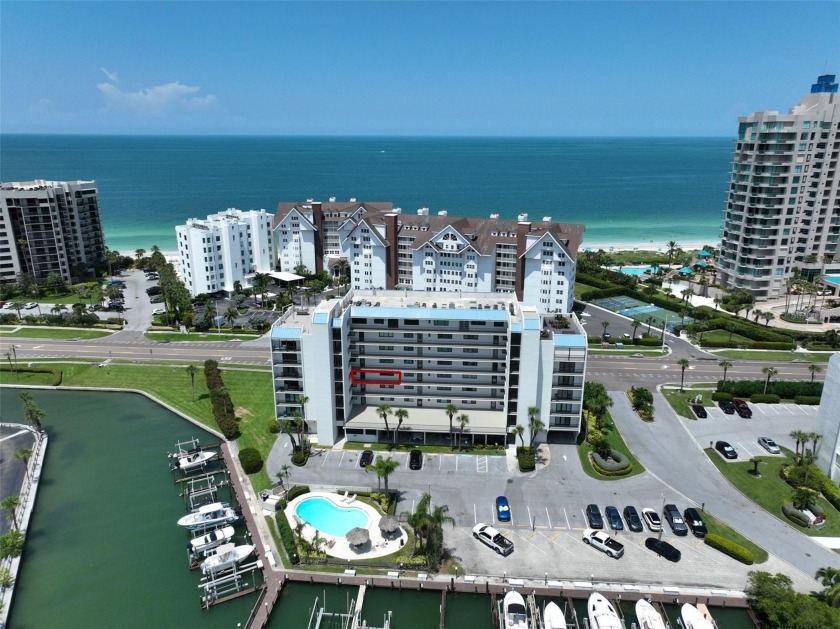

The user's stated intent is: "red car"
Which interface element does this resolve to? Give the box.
[733,399,752,418]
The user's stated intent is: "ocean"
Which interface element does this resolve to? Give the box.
[0,135,732,253]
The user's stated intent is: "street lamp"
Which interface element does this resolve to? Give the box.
[661,315,671,351]
[216,300,222,334]
[658,493,665,541]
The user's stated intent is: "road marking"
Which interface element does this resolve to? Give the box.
[476,456,488,473]
[564,508,571,529]
[509,530,547,555]
[527,506,533,529]
[533,529,576,556]
[320,450,331,467]
[545,507,552,529]
[338,451,346,467]
[785,405,795,415]
[736,442,753,457]
[756,405,766,414]
[771,405,780,414]
[473,503,477,524]
[0,429,28,443]
[455,456,459,472]
[439,455,443,471]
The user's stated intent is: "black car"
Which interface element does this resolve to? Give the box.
[718,400,735,414]
[623,506,644,532]
[585,504,604,529]
[409,449,423,470]
[691,404,707,419]
[146,286,161,296]
[359,449,374,468]
[663,503,689,536]
[645,537,681,562]
[733,399,752,418]
[683,507,708,538]
[715,440,738,460]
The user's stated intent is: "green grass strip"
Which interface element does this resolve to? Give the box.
[712,350,834,362]
[0,327,113,339]
[576,410,644,480]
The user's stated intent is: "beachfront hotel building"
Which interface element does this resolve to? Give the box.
[270,290,587,447]
[816,354,840,483]
[718,74,840,298]
[273,200,583,313]
[176,209,275,296]
[0,179,105,285]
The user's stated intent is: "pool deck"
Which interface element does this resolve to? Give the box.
[285,491,406,561]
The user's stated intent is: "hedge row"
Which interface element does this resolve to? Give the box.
[0,365,63,386]
[686,311,795,342]
[274,510,300,565]
[712,392,732,401]
[795,396,821,405]
[518,447,536,472]
[699,339,795,350]
[588,336,663,347]
[590,453,634,477]
[782,503,810,528]
[704,533,754,565]
[717,379,823,399]
[750,393,781,404]
[591,449,633,475]
[203,359,239,439]
[287,485,310,502]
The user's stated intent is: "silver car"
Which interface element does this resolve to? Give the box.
[758,437,781,454]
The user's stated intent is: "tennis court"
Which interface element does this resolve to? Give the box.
[592,296,644,311]
[592,295,692,331]
[619,304,660,317]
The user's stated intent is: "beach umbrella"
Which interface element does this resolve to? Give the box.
[698,250,711,257]
[379,516,400,536]
[679,266,693,274]
[694,260,708,268]
[346,527,370,547]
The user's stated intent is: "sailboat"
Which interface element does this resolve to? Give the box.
[635,599,666,629]
[587,592,621,629]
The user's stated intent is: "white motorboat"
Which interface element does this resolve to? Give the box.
[503,591,528,629]
[635,599,666,629]
[542,601,567,629]
[587,592,621,629]
[176,447,217,471]
[188,525,235,555]
[177,502,239,530]
[681,603,715,629]
[200,543,255,575]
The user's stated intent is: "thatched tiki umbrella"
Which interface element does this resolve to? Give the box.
[346,527,370,548]
[379,516,400,538]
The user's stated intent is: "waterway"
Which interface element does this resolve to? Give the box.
[2,389,255,628]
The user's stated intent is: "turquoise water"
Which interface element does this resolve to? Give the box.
[3,389,254,628]
[824,275,840,286]
[0,135,730,252]
[295,496,369,536]
[611,267,648,275]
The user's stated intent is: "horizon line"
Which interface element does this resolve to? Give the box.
[0,132,735,140]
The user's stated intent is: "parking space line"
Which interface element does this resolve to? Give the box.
[338,451,346,467]
[533,529,576,556]
[455,456,459,472]
[439,455,443,471]
[736,442,753,457]
[756,405,766,414]
[545,507,552,529]
[509,530,548,555]
[785,406,795,415]
[564,508,571,529]
[473,503,477,524]
[320,450,331,467]
[527,506,533,529]
[770,405,779,414]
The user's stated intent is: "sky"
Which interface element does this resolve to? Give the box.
[2,1,839,137]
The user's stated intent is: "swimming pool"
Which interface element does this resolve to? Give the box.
[610,266,649,276]
[295,496,370,536]
[824,275,840,287]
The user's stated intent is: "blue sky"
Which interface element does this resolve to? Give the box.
[2,1,838,136]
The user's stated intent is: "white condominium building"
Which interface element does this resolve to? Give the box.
[270,290,587,447]
[816,354,840,483]
[718,74,840,298]
[0,179,105,285]
[274,200,584,313]
[176,208,275,296]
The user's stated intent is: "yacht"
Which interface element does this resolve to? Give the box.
[587,592,621,629]
[681,603,715,629]
[176,447,217,471]
[200,543,255,575]
[188,525,235,555]
[177,502,239,530]
[542,601,567,629]
[635,599,666,629]
[503,591,528,629]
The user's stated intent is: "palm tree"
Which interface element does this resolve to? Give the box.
[134,248,146,262]
[762,312,775,326]
[601,321,609,339]
[186,365,197,401]
[677,358,690,392]
[15,448,33,482]
[50,304,67,317]
[445,403,459,451]
[792,486,818,512]
[10,301,26,321]
[790,429,808,459]
[394,408,408,444]
[280,419,299,451]
[20,391,45,431]
[667,240,678,266]
[512,424,525,448]
[809,364,823,383]
[252,272,272,307]
[224,306,239,329]
[749,456,763,477]
[72,302,87,317]
[311,530,323,556]
[457,413,470,452]
[403,494,431,555]
[631,318,641,340]
[277,464,291,486]
[645,316,656,335]
[752,308,763,323]
[762,366,778,394]
[527,406,544,449]
[366,455,399,493]
[376,403,392,445]
[816,566,840,588]
[4,351,16,380]
[0,495,21,530]
[809,432,823,457]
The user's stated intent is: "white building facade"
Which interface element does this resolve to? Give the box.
[271,290,587,447]
[816,354,840,483]
[176,209,275,296]
[718,75,840,298]
[0,179,105,284]
[274,200,583,313]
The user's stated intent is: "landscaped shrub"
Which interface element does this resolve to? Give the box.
[704,533,754,564]
[291,449,309,466]
[717,379,823,399]
[286,485,310,501]
[591,449,631,472]
[809,502,825,518]
[238,447,263,474]
[820,478,840,512]
[780,464,822,492]
[628,387,654,421]
[634,336,664,347]
[274,510,299,565]
[203,359,239,439]
[517,447,536,472]
[711,391,733,401]
[590,454,634,477]
[794,396,821,405]
[698,339,795,350]
[782,503,810,528]
[268,420,282,434]
[750,393,781,404]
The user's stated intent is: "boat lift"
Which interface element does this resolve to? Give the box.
[304,590,391,629]
[168,437,221,474]
[199,558,263,609]
[180,474,230,511]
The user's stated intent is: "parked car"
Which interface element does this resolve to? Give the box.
[473,523,514,556]
[408,449,423,470]
[146,286,162,295]
[495,496,511,523]
[582,529,625,559]
[641,507,662,532]
[733,399,752,418]
[644,537,681,562]
[585,504,604,529]
[663,504,689,536]
[359,449,374,468]
[602,332,612,339]
[691,404,707,419]
[605,506,624,531]
[24,302,38,309]
[715,440,738,460]
[88,304,102,312]
[758,437,781,454]
[683,508,708,538]
[623,506,644,532]
[151,308,166,315]
[150,295,164,304]
[718,400,736,414]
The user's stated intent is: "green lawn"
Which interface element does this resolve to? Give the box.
[144,331,260,342]
[0,327,113,339]
[712,350,835,362]
[661,388,714,419]
[700,510,768,564]
[574,283,598,300]
[706,447,840,537]
[341,441,506,456]
[576,410,645,480]
[698,329,754,344]
[588,349,667,357]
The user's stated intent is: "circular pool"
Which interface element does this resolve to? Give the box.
[295,496,370,536]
